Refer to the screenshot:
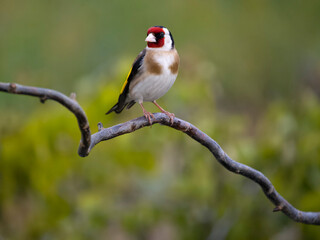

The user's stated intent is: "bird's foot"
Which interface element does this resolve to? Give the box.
[152,101,175,125]
[143,110,155,125]
[162,111,175,125]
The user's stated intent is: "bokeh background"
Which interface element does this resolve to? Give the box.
[1,0,320,239]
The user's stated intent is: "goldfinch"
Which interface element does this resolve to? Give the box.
[106,26,179,124]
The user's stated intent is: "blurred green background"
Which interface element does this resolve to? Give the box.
[1,0,320,239]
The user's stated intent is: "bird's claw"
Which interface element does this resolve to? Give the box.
[163,111,175,125]
[143,111,155,125]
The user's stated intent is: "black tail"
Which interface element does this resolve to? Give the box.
[106,101,126,114]
[106,99,136,114]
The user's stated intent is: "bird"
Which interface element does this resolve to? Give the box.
[106,26,179,125]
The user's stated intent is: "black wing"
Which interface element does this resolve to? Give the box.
[106,49,146,114]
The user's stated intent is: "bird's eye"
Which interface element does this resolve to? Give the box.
[154,32,164,39]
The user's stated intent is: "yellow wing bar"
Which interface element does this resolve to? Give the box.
[120,67,133,94]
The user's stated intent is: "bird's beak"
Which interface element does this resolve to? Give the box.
[145,33,156,43]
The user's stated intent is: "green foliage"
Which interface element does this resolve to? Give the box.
[1,0,320,239]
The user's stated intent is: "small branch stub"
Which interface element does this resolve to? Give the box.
[70,92,76,100]
[273,206,283,212]
[8,83,17,93]
[98,122,104,131]
[40,96,48,103]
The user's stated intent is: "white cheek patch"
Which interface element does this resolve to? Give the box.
[165,37,172,48]
[163,28,172,48]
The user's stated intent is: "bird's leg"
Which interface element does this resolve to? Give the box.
[139,102,154,125]
[152,101,175,125]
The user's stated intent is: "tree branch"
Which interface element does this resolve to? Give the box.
[1,82,319,225]
[0,82,91,156]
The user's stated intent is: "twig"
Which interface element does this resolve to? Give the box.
[0,82,319,225]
